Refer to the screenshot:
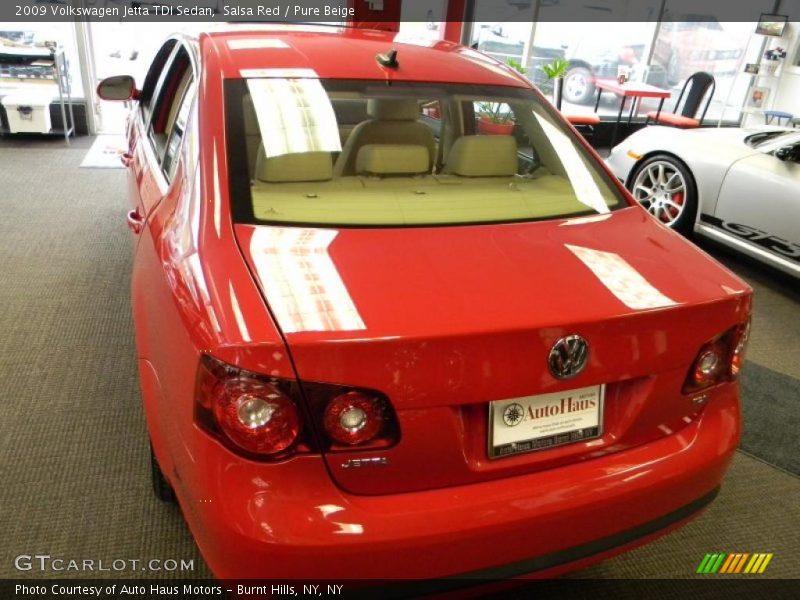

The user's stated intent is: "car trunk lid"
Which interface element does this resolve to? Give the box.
[235,207,750,495]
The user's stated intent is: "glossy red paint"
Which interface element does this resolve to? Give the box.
[119,26,751,581]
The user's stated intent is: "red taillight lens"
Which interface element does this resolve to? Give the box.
[195,355,305,458]
[692,342,728,387]
[301,381,400,451]
[683,319,751,394]
[211,378,300,455]
[195,355,399,456]
[730,319,750,377]
[324,391,385,446]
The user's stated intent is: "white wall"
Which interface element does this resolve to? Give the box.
[772,22,800,115]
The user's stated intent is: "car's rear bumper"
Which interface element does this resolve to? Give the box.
[174,386,740,580]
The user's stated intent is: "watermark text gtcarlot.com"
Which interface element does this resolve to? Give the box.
[14,555,194,573]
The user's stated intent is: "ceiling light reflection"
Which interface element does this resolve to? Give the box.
[248,78,342,158]
[249,228,366,334]
[566,244,677,310]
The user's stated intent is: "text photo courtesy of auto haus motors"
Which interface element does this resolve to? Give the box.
[0,0,798,598]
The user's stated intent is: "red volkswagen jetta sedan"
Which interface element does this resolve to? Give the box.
[99,25,751,580]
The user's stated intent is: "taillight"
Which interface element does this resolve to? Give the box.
[211,377,300,455]
[683,320,751,394]
[195,355,307,459]
[195,354,400,457]
[324,391,385,446]
[692,342,728,388]
[303,382,400,451]
[730,319,750,377]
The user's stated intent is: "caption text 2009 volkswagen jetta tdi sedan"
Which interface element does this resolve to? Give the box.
[98,24,752,581]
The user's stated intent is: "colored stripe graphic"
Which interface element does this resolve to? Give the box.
[735,553,749,573]
[710,553,726,573]
[703,553,774,574]
[744,554,760,573]
[696,554,712,574]
[698,553,727,573]
[720,554,736,573]
[758,554,773,573]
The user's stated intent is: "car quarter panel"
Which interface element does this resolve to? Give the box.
[132,38,299,514]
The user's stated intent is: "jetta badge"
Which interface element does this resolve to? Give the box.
[548,335,589,379]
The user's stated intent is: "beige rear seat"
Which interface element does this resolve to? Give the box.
[249,139,586,225]
[334,98,436,177]
[442,134,518,178]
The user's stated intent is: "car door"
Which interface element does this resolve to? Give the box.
[126,40,195,235]
[123,39,177,221]
[713,136,800,266]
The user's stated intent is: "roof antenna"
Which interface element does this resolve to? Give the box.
[376,49,399,69]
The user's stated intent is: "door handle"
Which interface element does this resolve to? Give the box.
[121,151,134,167]
[126,209,144,234]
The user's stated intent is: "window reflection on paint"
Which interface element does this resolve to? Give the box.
[560,214,612,226]
[566,244,677,310]
[247,78,341,158]
[249,227,366,333]
[333,523,364,535]
[317,504,344,517]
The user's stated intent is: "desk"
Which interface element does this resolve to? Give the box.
[594,80,671,147]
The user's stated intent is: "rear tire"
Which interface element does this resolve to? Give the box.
[629,154,697,237]
[563,67,596,105]
[150,442,176,503]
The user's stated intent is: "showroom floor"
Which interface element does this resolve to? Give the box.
[0,137,798,583]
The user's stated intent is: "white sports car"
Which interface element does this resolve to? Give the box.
[606,126,800,279]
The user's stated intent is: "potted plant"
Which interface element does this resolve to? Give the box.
[477,58,527,135]
[540,58,570,110]
[476,101,514,135]
[763,46,786,76]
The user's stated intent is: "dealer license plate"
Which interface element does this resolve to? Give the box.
[488,385,604,459]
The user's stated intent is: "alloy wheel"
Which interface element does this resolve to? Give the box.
[632,160,687,227]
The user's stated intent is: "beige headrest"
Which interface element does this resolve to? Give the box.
[255,147,333,183]
[367,98,420,121]
[356,144,429,176]
[445,135,518,177]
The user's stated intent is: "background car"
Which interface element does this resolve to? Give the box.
[98,26,752,581]
[606,126,800,280]
[652,16,743,86]
[474,22,669,105]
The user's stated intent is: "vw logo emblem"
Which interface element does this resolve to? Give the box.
[502,403,524,427]
[548,335,589,379]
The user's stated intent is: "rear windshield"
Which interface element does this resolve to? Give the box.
[224,79,626,227]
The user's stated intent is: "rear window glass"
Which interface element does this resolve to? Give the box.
[224,79,626,227]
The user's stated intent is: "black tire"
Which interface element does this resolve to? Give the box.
[150,442,176,503]
[629,154,697,237]
[563,67,596,105]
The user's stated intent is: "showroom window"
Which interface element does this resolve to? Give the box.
[469,0,783,123]
[471,1,661,118]
[652,0,777,122]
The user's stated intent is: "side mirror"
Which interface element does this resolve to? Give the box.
[97,75,139,101]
